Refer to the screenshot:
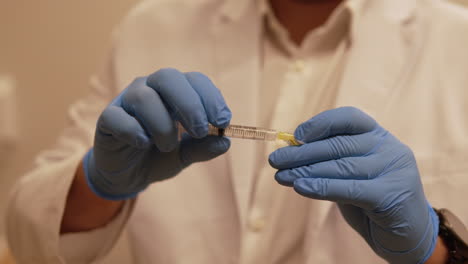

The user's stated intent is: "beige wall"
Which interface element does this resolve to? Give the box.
[0,0,138,262]
[0,0,138,175]
[451,0,468,7]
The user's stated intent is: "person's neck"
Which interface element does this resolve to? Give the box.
[269,0,343,46]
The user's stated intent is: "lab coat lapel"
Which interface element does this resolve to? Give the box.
[212,1,262,227]
[335,0,424,119]
[305,1,423,257]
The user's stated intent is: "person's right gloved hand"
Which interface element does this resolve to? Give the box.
[83,68,232,200]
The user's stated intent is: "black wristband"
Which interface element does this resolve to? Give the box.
[435,209,468,264]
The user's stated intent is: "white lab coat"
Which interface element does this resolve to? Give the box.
[6,0,468,263]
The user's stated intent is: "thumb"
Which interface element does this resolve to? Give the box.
[295,107,377,144]
[178,134,230,167]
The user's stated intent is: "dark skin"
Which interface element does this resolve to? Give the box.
[269,0,343,45]
[61,161,123,233]
[61,1,449,262]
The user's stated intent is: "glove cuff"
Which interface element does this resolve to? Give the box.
[83,149,141,201]
[376,203,439,264]
[418,205,440,264]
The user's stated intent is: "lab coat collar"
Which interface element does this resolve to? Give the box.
[220,0,418,24]
[335,0,428,118]
[353,0,418,22]
[219,0,258,22]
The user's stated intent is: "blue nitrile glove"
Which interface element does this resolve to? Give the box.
[269,107,439,264]
[83,68,232,200]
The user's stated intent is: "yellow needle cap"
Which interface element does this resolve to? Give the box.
[277,132,302,146]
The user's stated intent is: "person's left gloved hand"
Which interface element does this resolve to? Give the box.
[269,107,439,264]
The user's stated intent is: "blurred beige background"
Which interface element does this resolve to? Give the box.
[0,0,467,263]
[452,0,468,6]
[0,0,139,262]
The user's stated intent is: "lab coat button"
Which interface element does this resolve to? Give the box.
[293,60,305,73]
[249,218,266,232]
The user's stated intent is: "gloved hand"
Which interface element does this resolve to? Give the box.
[83,68,232,200]
[269,107,439,264]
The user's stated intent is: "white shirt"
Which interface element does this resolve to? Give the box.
[244,2,353,263]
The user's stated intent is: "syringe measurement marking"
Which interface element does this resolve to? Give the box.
[228,126,265,140]
[179,123,296,143]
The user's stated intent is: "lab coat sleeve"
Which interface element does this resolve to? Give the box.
[59,201,132,263]
[5,38,130,263]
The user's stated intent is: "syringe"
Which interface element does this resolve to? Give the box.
[178,123,302,146]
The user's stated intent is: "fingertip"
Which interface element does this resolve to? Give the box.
[293,178,309,196]
[190,124,209,138]
[274,171,295,187]
[178,135,231,166]
[200,136,231,155]
[184,71,207,82]
[340,106,377,132]
[131,76,148,86]
[146,68,181,88]
[268,147,295,169]
[268,152,279,168]
[184,71,232,130]
[294,115,329,143]
[293,125,305,142]
[135,133,152,149]
[293,178,321,199]
[213,110,232,129]
[213,136,231,154]
[293,125,309,143]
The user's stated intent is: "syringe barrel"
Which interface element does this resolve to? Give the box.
[219,124,277,141]
[178,123,278,141]
[178,123,301,145]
